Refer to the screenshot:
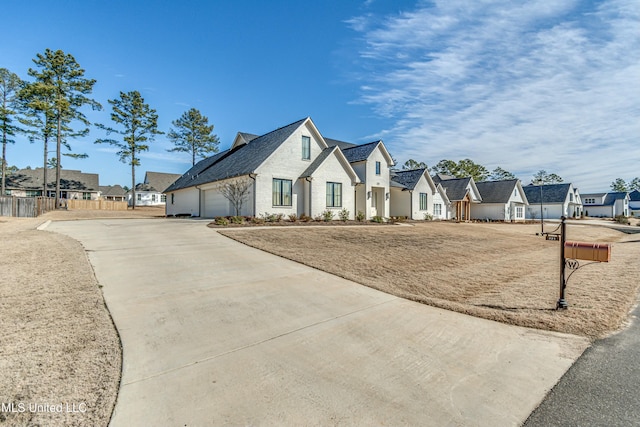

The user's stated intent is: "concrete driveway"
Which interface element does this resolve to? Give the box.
[49,219,588,426]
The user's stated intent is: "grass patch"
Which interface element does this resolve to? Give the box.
[219,222,640,338]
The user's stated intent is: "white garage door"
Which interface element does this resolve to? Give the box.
[203,189,231,218]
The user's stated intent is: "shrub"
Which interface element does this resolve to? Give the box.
[251,216,265,225]
[424,212,433,221]
[214,216,229,226]
[230,216,244,224]
[356,210,365,222]
[585,210,589,217]
[338,208,350,222]
[288,213,298,222]
[322,210,335,222]
[371,215,384,223]
[299,213,312,222]
[260,212,284,222]
[314,214,323,222]
[614,215,630,225]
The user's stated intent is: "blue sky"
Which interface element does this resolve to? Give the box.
[2,0,638,192]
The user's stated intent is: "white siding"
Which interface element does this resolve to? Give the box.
[389,188,411,218]
[411,178,433,220]
[165,188,200,217]
[308,153,355,219]
[254,122,326,216]
[360,146,391,219]
[432,192,449,219]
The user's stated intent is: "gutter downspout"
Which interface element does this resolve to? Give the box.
[249,173,257,217]
[305,177,312,217]
[195,185,202,217]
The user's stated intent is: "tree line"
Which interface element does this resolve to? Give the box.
[400,158,564,185]
[1,49,220,208]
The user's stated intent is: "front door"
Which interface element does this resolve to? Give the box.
[371,190,378,217]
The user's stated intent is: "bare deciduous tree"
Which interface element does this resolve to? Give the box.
[218,177,252,216]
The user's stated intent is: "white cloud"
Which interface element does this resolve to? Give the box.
[348,0,640,191]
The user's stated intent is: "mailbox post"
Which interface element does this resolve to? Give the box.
[557,216,611,310]
[558,217,568,309]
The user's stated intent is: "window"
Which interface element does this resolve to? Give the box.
[585,198,595,204]
[516,206,524,218]
[137,194,142,201]
[161,194,167,203]
[152,194,157,202]
[83,192,91,200]
[171,193,175,205]
[25,190,39,197]
[569,193,573,202]
[302,136,311,160]
[375,161,381,175]
[434,203,442,216]
[272,178,292,206]
[326,182,342,207]
[419,193,428,210]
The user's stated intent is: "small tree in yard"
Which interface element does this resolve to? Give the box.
[218,177,252,216]
[96,91,162,209]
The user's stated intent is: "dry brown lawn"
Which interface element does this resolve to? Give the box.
[0,208,164,426]
[220,221,640,339]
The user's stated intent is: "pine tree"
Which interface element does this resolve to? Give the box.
[22,49,100,205]
[96,91,163,209]
[167,108,219,166]
[0,68,23,195]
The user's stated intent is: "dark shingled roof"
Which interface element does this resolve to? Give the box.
[391,168,427,190]
[99,185,126,196]
[630,190,640,202]
[437,177,473,201]
[475,179,519,203]
[165,118,307,192]
[139,172,182,193]
[300,147,336,178]
[432,173,455,183]
[523,183,572,204]
[325,137,357,151]
[6,168,99,191]
[341,141,381,163]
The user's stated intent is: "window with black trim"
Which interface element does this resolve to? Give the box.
[326,182,342,207]
[273,178,292,206]
[419,193,428,210]
[302,136,311,160]
[375,161,381,175]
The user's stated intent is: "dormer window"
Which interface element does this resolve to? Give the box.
[302,136,311,160]
[375,161,381,175]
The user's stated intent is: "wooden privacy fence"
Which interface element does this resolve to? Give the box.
[0,196,56,218]
[66,199,128,211]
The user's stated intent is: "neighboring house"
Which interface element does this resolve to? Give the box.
[523,183,583,219]
[165,117,361,219]
[582,192,629,218]
[129,172,181,206]
[4,168,100,200]
[472,179,529,222]
[630,190,640,217]
[389,168,449,220]
[99,185,127,202]
[432,174,482,221]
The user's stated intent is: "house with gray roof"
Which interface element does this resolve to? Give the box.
[630,190,640,217]
[5,168,100,200]
[390,168,449,219]
[165,117,360,218]
[582,192,629,218]
[432,174,482,221]
[523,183,583,219]
[129,171,181,207]
[99,185,127,202]
[472,179,529,222]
